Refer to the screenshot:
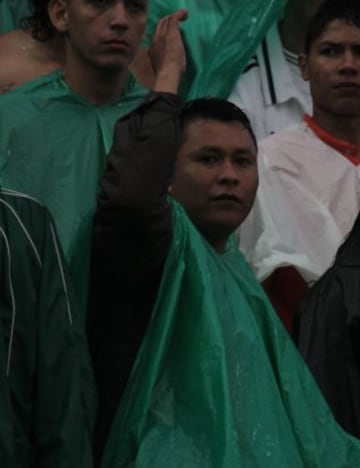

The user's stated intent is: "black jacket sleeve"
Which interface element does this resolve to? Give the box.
[87,92,183,465]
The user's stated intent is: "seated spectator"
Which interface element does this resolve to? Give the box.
[239,0,360,332]
[0,187,95,467]
[0,1,187,315]
[229,0,322,138]
[295,210,360,438]
[89,95,360,467]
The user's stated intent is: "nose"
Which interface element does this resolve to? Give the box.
[217,159,239,186]
[339,50,359,75]
[109,1,129,29]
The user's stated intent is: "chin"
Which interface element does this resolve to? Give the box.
[93,55,133,72]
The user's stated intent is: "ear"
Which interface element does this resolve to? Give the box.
[48,0,69,34]
[298,53,310,81]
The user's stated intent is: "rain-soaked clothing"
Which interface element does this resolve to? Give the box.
[0,70,148,315]
[89,92,360,467]
[0,188,95,467]
[296,210,360,439]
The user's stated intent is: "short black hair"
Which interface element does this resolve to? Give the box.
[179,98,257,151]
[20,0,54,41]
[305,0,360,53]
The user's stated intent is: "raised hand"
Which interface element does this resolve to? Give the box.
[150,9,188,93]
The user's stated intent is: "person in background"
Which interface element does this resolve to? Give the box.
[0,187,95,467]
[295,210,360,438]
[0,0,65,94]
[0,0,164,94]
[229,0,322,138]
[239,0,360,332]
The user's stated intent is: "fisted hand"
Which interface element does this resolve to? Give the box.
[150,9,188,93]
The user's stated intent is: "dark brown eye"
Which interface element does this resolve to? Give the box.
[126,0,147,14]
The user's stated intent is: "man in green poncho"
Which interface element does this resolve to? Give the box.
[88,87,360,468]
[0,187,95,467]
[0,0,187,315]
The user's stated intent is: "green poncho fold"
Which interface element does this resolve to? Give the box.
[0,70,148,314]
[146,0,286,99]
[0,0,30,33]
[103,201,360,467]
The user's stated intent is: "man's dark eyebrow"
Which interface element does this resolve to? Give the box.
[189,146,256,157]
[318,40,341,46]
[187,146,222,155]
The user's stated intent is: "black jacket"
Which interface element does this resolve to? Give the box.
[295,211,360,437]
[87,93,183,466]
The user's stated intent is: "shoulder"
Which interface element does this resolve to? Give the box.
[0,29,28,49]
[0,30,60,94]
[229,56,261,99]
[0,69,62,102]
[259,122,312,154]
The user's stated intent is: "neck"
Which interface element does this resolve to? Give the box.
[25,28,65,66]
[204,231,229,254]
[63,48,129,105]
[44,35,66,65]
[278,3,313,54]
[313,108,360,152]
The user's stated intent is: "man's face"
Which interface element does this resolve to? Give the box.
[171,118,258,247]
[300,19,360,118]
[53,0,147,71]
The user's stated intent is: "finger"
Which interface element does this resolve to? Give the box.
[154,15,171,39]
[171,9,188,22]
[167,10,187,33]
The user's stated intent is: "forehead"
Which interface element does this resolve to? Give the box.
[314,19,360,46]
[181,118,256,152]
[66,0,148,12]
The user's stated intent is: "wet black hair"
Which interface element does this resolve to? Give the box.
[20,0,54,41]
[179,98,257,151]
[305,0,360,53]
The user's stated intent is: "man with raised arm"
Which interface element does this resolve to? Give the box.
[88,15,360,465]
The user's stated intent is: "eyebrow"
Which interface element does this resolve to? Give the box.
[319,40,360,47]
[191,146,256,157]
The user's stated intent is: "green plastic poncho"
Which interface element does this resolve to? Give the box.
[0,70,148,315]
[0,0,30,33]
[146,0,286,99]
[103,201,360,467]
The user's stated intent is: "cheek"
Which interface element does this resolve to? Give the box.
[132,18,147,39]
[241,171,258,200]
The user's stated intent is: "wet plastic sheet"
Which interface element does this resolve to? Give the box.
[188,0,287,99]
[0,70,148,315]
[146,0,286,99]
[103,201,360,467]
[0,0,30,33]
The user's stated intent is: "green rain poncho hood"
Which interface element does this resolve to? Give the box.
[102,201,360,467]
[0,70,148,312]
